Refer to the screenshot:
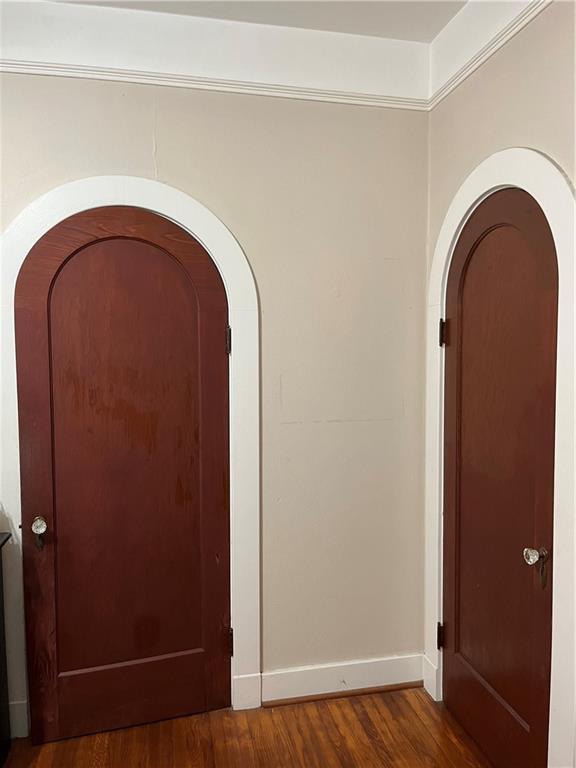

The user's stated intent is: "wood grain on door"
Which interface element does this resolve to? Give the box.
[15,207,231,742]
[443,189,558,768]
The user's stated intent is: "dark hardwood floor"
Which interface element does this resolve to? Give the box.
[6,687,492,767]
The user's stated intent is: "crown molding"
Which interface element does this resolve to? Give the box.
[0,0,552,111]
[429,0,551,109]
[0,59,430,111]
[0,1,429,106]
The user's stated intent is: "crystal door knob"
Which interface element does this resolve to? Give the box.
[523,548,540,566]
[523,547,548,566]
[31,517,48,549]
[523,547,550,588]
[31,516,47,536]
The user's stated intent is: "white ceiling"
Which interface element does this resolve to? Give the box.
[62,1,467,42]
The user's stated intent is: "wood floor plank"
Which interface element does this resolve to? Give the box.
[299,701,349,768]
[71,731,110,768]
[325,697,389,768]
[314,699,364,768]
[6,688,493,768]
[172,714,215,768]
[243,705,296,768]
[267,705,308,768]
[277,705,323,768]
[407,688,493,768]
[107,721,150,768]
[348,695,405,768]
[210,709,258,768]
[363,692,430,768]
[57,736,90,768]
[383,690,463,768]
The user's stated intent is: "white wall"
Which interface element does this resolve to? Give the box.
[428,0,575,254]
[0,0,573,741]
[0,74,428,726]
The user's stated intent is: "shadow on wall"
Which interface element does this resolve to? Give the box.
[0,505,19,539]
[0,503,26,736]
[0,504,22,580]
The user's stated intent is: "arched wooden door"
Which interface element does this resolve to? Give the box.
[15,207,231,743]
[442,189,558,768]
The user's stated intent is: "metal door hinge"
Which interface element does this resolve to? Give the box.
[228,627,234,656]
[439,319,448,347]
[226,326,232,355]
[436,622,445,650]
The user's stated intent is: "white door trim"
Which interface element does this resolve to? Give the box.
[424,148,575,768]
[0,176,262,733]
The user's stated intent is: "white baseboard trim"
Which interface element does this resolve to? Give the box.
[262,653,423,703]
[422,655,442,702]
[232,673,262,711]
[9,700,28,738]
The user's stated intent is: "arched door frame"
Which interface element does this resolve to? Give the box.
[0,177,261,733]
[424,149,575,768]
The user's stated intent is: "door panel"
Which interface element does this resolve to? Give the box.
[52,239,203,671]
[15,207,230,742]
[443,189,557,768]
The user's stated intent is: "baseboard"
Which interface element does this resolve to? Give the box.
[9,700,28,738]
[423,655,442,702]
[261,653,423,704]
[232,673,262,711]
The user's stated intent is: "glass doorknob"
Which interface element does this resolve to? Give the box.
[523,547,548,566]
[523,547,550,589]
[31,516,47,549]
[523,548,540,566]
[31,516,47,536]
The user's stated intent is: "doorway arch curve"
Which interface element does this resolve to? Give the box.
[0,177,261,733]
[424,149,575,768]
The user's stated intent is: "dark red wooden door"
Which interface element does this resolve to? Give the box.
[15,207,231,743]
[443,189,558,768]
